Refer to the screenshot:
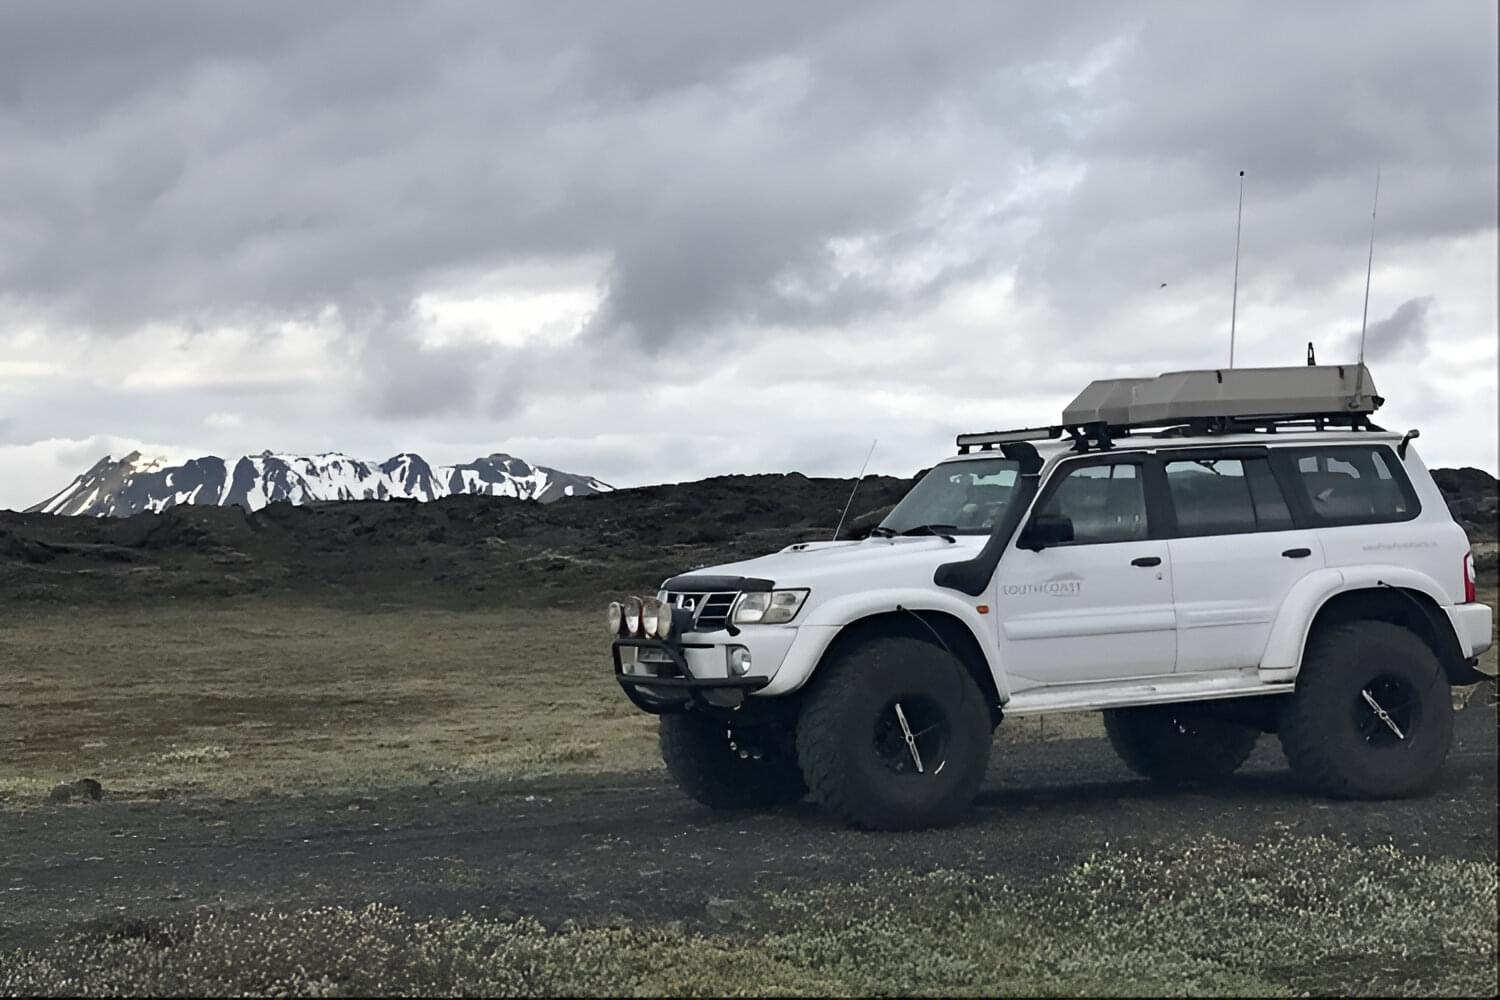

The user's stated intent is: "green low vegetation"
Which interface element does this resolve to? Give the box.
[0,602,659,803]
[3,835,1493,997]
[0,600,1103,804]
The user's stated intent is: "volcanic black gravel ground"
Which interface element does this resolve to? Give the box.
[2,703,1493,952]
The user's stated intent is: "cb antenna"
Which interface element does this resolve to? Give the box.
[1352,167,1381,410]
[832,438,878,541]
[1229,169,1245,368]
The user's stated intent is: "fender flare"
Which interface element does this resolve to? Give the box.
[760,588,1007,699]
[1259,564,1458,681]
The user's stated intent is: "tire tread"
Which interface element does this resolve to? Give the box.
[1278,620,1451,799]
[796,636,990,830]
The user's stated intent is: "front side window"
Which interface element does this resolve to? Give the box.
[1284,446,1418,524]
[878,458,1020,535]
[1164,455,1294,535]
[1035,461,1147,544]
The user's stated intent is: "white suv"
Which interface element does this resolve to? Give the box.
[607,365,1495,830]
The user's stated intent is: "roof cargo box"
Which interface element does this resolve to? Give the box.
[1062,364,1380,428]
[1060,377,1152,427]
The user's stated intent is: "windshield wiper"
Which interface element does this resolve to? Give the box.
[868,526,898,538]
[899,523,958,543]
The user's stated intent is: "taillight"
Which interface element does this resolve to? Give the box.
[1463,551,1476,604]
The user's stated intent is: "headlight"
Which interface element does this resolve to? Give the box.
[606,601,624,637]
[623,596,643,637]
[732,589,809,625]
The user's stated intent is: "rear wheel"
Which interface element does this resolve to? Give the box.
[1103,705,1260,783]
[796,636,992,830]
[1278,621,1452,798]
[659,713,806,810]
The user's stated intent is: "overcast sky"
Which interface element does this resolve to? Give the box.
[1,1,1496,510]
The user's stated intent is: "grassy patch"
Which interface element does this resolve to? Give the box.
[3,593,1488,805]
[0,602,660,803]
[1,601,1106,805]
[2,835,1493,997]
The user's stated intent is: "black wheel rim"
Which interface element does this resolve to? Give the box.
[1353,673,1421,748]
[873,695,951,775]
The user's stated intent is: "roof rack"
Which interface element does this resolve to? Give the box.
[957,364,1383,454]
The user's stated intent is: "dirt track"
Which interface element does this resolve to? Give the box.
[3,703,1493,952]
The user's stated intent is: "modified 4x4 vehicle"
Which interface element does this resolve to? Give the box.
[608,364,1494,830]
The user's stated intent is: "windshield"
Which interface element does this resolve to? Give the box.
[877,458,1021,536]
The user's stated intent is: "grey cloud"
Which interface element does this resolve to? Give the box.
[0,1,1123,346]
[1015,1,1497,325]
[349,306,492,419]
[1344,296,1435,362]
[53,435,128,469]
[0,356,349,457]
[2,2,1491,349]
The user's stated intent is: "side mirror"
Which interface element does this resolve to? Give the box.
[1019,513,1073,551]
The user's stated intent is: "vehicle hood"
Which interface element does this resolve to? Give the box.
[670,535,985,589]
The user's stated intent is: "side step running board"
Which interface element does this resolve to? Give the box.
[1003,673,1294,717]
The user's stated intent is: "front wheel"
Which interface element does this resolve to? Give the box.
[660,714,806,810]
[1278,621,1452,799]
[796,636,992,831]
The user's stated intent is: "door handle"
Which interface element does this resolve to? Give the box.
[1282,548,1312,559]
[1130,556,1162,567]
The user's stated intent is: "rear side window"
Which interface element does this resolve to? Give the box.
[1282,446,1419,525]
[1164,456,1295,535]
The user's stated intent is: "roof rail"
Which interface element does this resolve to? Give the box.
[957,421,1115,454]
[956,412,1384,454]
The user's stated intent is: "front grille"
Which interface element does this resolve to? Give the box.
[662,590,738,632]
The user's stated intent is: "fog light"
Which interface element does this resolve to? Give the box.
[728,646,752,676]
[606,601,624,637]
[642,597,664,639]
[624,597,643,637]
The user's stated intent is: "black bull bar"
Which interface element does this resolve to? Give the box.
[612,637,769,714]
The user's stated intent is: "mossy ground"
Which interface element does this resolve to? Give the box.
[3,835,1493,997]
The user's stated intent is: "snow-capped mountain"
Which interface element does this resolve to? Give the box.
[28,450,612,517]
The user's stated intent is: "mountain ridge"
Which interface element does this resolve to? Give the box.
[28,449,611,517]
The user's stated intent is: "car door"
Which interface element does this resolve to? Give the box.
[1160,448,1327,672]
[993,454,1177,687]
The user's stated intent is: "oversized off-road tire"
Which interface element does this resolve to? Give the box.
[796,636,992,831]
[1102,705,1260,784]
[1278,620,1453,799]
[659,713,806,810]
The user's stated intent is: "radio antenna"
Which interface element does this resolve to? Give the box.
[1229,169,1245,368]
[832,438,878,541]
[1352,167,1381,408]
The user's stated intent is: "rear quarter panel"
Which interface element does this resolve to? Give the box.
[1311,445,1469,606]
